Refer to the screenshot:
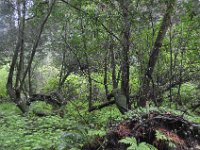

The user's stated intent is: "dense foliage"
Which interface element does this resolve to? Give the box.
[0,0,199,149]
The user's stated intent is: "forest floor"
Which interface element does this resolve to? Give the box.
[1,101,200,150]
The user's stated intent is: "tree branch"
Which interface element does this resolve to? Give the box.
[88,100,115,112]
[60,0,121,42]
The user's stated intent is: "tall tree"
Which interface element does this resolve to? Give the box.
[138,0,177,107]
[120,0,131,109]
[6,0,27,112]
[6,0,56,113]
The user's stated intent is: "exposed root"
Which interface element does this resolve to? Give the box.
[82,112,200,150]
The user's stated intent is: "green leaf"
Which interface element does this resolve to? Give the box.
[119,137,137,147]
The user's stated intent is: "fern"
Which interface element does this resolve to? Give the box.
[119,137,137,148]
[88,128,106,137]
[119,137,157,150]
[137,142,158,150]
[155,130,176,148]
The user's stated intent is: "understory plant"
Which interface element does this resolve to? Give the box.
[119,137,157,150]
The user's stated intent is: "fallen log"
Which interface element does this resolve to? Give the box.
[27,92,65,106]
[88,100,115,112]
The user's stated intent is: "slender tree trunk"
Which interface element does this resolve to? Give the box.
[110,46,117,89]
[138,0,177,107]
[28,68,33,96]
[59,51,66,87]
[169,24,173,104]
[20,0,56,90]
[80,14,93,110]
[108,11,117,89]
[177,44,184,106]
[7,0,56,113]
[7,0,28,113]
[120,0,131,109]
[15,0,25,90]
[104,50,109,96]
[58,50,72,90]
[86,54,92,110]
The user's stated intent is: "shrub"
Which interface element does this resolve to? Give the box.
[64,74,87,100]
[0,65,9,98]
[29,101,53,115]
[0,102,21,115]
[35,65,59,93]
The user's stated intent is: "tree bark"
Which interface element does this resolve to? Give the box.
[6,0,28,113]
[109,11,117,89]
[15,0,26,90]
[104,50,109,96]
[120,0,131,109]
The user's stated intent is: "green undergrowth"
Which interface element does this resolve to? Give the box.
[0,65,9,98]
[0,100,121,150]
[124,106,200,124]
[1,100,199,150]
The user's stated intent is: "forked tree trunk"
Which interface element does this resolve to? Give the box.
[7,0,56,113]
[20,0,56,89]
[7,0,28,113]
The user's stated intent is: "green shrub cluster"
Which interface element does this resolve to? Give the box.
[0,65,9,98]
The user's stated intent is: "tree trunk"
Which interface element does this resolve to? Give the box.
[108,10,117,89]
[20,0,56,89]
[138,0,177,107]
[58,51,72,91]
[6,0,28,113]
[104,50,109,96]
[120,0,131,109]
[80,12,93,110]
[7,0,56,113]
